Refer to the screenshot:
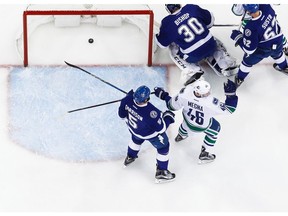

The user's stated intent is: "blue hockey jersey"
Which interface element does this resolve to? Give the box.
[118,90,168,140]
[155,4,214,55]
[239,4,283,54]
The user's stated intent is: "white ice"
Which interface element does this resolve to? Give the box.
[1,4,288,212]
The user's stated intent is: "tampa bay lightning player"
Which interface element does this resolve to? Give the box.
[118,86,175,183]
[231,4,288,56]
[155,4,238,83]
[230,4,288,88]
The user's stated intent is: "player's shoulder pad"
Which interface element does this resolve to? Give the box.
[244,28,253,38]
[147,103,161,118]
[149,110,159,119]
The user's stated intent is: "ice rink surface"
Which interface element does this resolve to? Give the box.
[1,3,288,213]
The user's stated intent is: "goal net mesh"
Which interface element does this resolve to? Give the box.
[16,4,160,66]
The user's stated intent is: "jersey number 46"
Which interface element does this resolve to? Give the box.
[187,108,204,125]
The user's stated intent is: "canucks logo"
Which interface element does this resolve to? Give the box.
[213,97,219,105]
[219,102,226,111]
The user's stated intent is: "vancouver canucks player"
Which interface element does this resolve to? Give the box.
[154,79,238,164]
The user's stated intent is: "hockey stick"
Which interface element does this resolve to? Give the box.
[68,99,122,113]
[68,92,156,113]
[234,10,247,47]
[238,10,247,31]
[64,61,127,94]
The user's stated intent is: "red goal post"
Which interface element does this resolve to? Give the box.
[21,6,155,67]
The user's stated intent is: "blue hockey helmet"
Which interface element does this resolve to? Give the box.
[165,4,181,14]
[243,4,259,13]
[133,85,151,104]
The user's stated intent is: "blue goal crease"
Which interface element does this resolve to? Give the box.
[8,65,167,162]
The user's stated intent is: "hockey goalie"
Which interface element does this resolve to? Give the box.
[155,4,238,85]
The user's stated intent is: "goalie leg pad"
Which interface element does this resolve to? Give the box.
[180,65,205,86]
[168,43,206,85]
[206,38,239,77]
[169,42,188,71]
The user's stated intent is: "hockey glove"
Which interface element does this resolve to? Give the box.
[224,79,237,97]
[163,110,175,125]
[127,89,134,96]
[154,87,169,100]
[230,30,243,46]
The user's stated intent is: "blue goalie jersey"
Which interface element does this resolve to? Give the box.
[118,90,167,140]
[240,4,283,55]
[155,4,214,55]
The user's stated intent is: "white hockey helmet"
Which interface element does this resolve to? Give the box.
[193,80,211,97]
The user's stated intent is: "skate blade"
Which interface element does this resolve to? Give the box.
[155,178,175,184]
[175,138,187,143]
[198,159,215,165]
[277,70,288,76]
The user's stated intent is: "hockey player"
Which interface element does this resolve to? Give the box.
[230,4,288,88]
[154,79,238,164]
[231,4,288,56]
[155,4,238,84]
[118,85,176,183]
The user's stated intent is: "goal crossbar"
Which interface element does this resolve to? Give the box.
[22,10,154,66]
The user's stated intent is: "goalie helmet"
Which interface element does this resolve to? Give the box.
[193,80,211,98]
[133,85,151,104]
[165,4,181,14]
[242,4,259,13]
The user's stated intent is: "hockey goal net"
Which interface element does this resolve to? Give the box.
[16,4,158,67]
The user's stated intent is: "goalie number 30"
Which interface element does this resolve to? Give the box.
[178,17,205,43]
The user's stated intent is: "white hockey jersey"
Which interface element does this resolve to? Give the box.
[168,85,236,131]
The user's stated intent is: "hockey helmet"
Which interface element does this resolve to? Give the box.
[165,4,181,14]
[243,4,259,13]
[193,80,211,97]
[133,85,151,104]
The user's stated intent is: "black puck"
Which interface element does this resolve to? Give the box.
[88,38,94,43]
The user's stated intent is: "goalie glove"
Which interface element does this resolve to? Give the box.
[224,79,237,97]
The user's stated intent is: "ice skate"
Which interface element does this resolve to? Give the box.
[174,134,187,142]
[123,156,137,167]
[284,49,288,56]
[273,63,288,75]
[198,146,216,164]
[155,168,176,184]
[283,46,288,56]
